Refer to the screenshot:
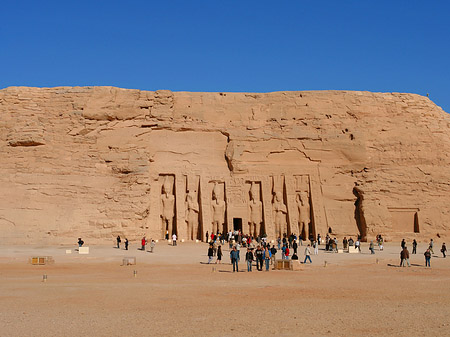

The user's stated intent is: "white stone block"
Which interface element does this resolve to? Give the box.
[79,247,89,254]
[65,250,72,254]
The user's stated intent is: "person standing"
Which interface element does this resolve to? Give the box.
[304,244,312,264]
[293,240,298,255]
[245,248,253,272]
[400,247,410,267]
[264,247,271,271]
[401,239,406,249]
[270,245,277,265]
[150,239,155,253]
[313,240,318,255]
[230,246,239,272]
[379,236,384,251]
[412,239,417,254]
[116,235,121,249]
[207,245,214,264]
[141,237,146,251]
[277,237,281,250]
[285,245,290,260]
[216,245,223,264]
[205,231,209,243]
[236,242,241,261]
[441,243,447,258]
[424,248,431,267]
[255,246,264,271]
[281,244,286,260]
[172,233,177,246]
[125,238,129,250]
[343,237,348,250]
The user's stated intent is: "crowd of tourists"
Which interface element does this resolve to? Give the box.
[399,238,446,267]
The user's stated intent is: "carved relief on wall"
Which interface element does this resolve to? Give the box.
[248,182,263,237]
[160,175,176,238]
[211,182,226,234]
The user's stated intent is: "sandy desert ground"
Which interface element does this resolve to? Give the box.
[0,241,449,337]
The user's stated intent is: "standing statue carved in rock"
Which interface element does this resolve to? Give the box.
[273,191,287,238]
[211,183,226,235]
[248,183,263,237]
[161,178,175,237]
[185,189,199,240]
[296,191,311,238]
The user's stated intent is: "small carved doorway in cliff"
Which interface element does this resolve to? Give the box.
[233,218,243,232]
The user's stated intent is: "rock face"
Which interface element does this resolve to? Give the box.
[0,86,449,244]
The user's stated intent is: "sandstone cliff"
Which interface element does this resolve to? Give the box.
[0,86,449,244]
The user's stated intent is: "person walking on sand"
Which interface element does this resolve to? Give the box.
[216,245,223,264]
[412,239,417,254]
[230,246,239,272]
[304,244,312,264]
[400,246,410,267]
[116,235,121,249]
[429,239,434,254]
[141,237,146,251]
[424,248,431,267]
[125,238,129,250]
[78,238,84,247]
[369,241,375,254]
[441,243,447,258]
[355,239,361,252]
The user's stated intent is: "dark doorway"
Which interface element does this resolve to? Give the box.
[233,218,242,231]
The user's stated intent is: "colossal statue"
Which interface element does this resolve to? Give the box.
[248,182,263,237]
[161,178,175,237]
[296,191,311,238]
[273,191,287,238]
[211,183,226,234]
[185,189,199,240]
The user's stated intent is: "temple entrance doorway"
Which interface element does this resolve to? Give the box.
[233,218,242,232]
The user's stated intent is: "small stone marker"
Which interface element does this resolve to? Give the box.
[42,274,47,282]
[65,250,72,254]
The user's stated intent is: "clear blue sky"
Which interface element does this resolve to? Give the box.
[1,0,449,112]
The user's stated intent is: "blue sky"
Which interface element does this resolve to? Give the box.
[1,0,449,112]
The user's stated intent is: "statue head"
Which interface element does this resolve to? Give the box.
[162,178,172,195]
[250,182,258,201]
[212,183,221,201]
[275,191,282,202]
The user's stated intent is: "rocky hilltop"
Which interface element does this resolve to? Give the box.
[0,86,449,244]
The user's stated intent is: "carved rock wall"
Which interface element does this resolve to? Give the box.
[0,87,449,244]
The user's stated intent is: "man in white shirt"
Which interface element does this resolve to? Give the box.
[172,233,177,246]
